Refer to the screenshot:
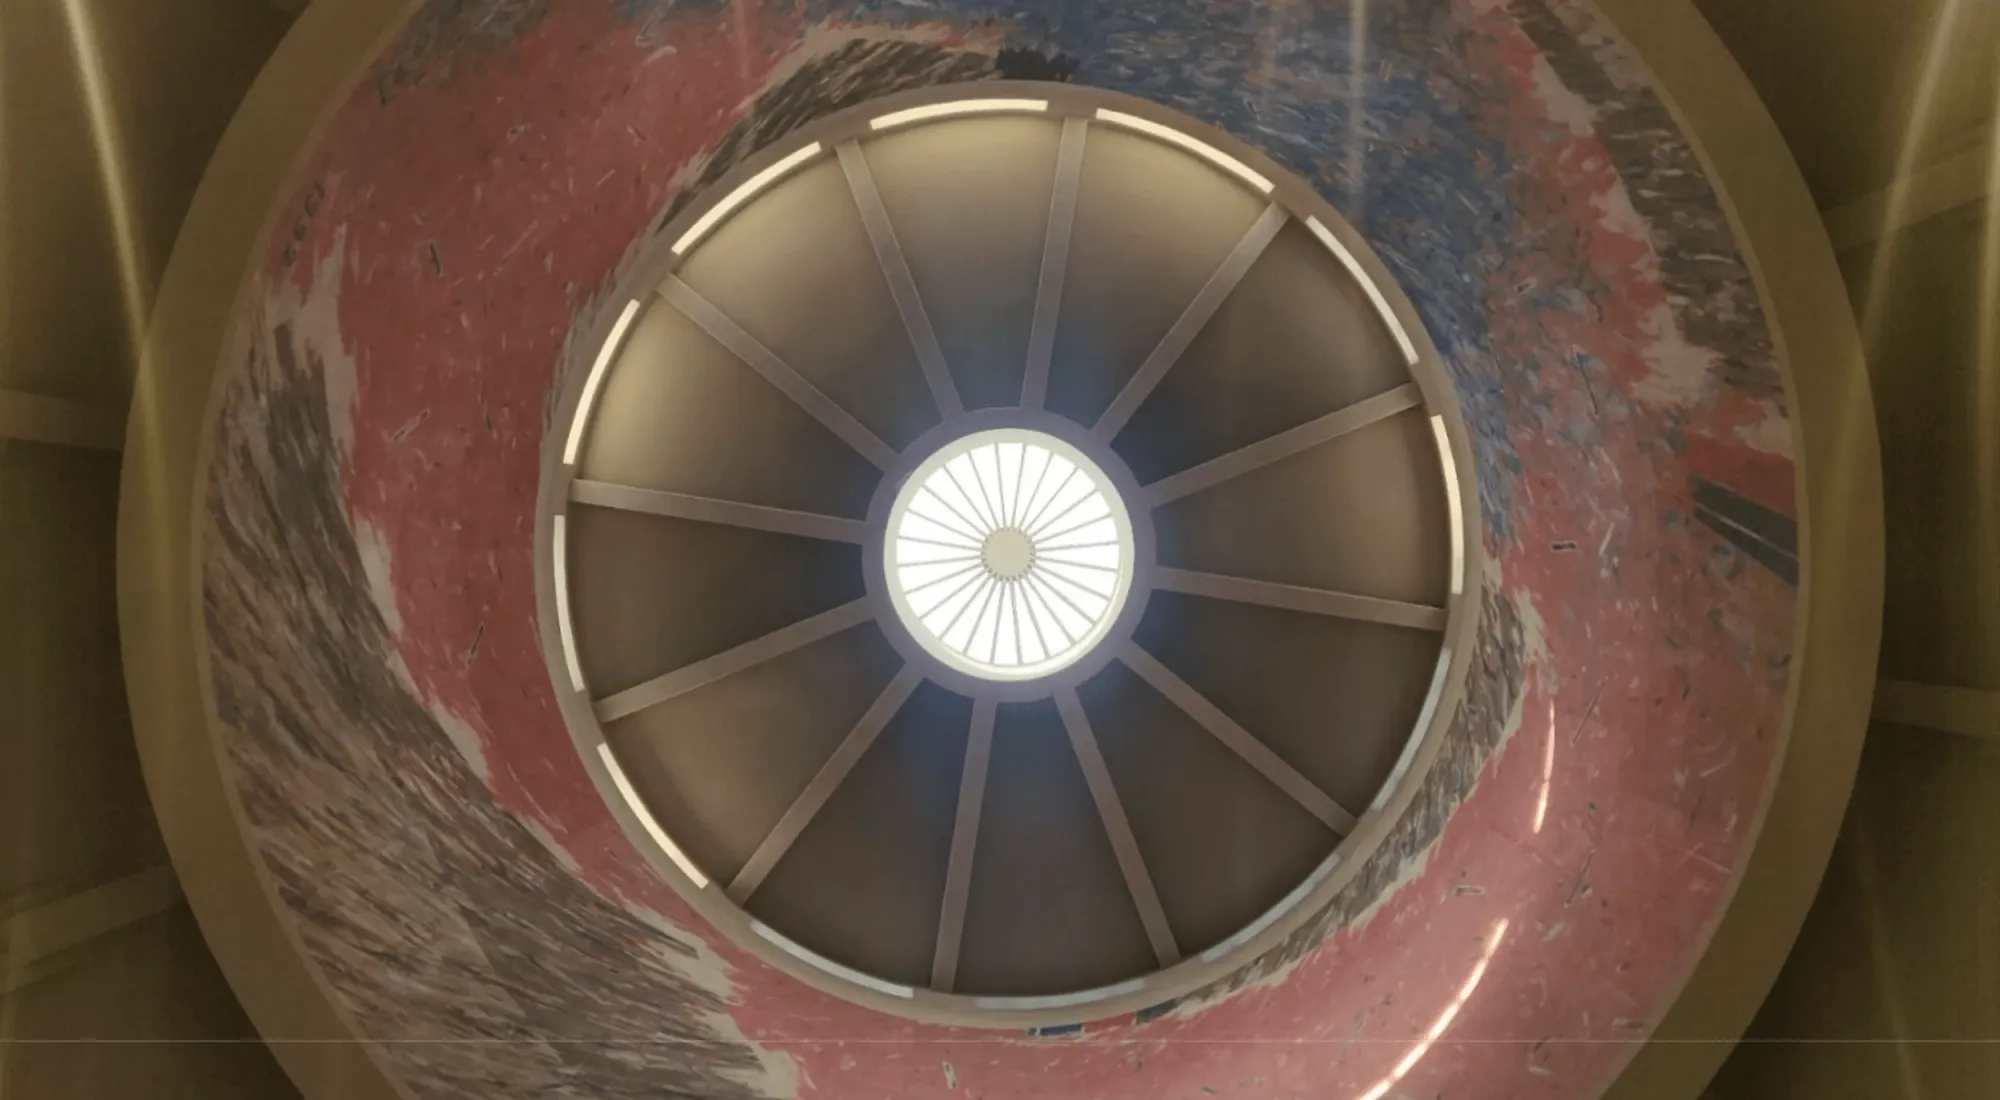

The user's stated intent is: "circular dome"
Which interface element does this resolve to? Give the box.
[537,83,1476,1024]
[166,2,1847,1098]
[885,428,1137,682]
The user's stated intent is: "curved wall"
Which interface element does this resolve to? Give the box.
[126,2,1878,1099]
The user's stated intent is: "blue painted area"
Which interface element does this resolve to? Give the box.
[1027,1022,1085,1038]
[796,0,1530,542]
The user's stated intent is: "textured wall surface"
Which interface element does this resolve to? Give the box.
[200,1,1798,1097]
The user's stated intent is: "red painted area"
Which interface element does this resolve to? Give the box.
[287,1,795,916]
[1684,433,1797,516]
[255,4,1798,1099]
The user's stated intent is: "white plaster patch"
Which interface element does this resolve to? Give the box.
[1591,174,1656,270]
[379,647,485,779]
[1630,302,1722,408]
[1529,54,1597,136]
[259,231,362,460]
[511,813,798,1097]
[352,517,404,637]
[501,781,799,1096]
[627,909,800,1099]
[431,703,490,785]
[1733,400,1795,458]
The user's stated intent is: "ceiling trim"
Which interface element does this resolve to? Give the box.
[1,865,181,995]
[1594,0,1883,1098]
[1821,130,1995,253]
[0,389,124,451]
[1873,679,2000,741]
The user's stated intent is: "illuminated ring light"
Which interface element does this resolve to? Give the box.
[884,429,1136,681]
[539,82,1479,1028]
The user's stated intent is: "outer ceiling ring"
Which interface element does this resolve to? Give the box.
[534,80,1485,1028]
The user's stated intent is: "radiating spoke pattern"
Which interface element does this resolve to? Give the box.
[571,479,868,543]
[1121,642,1359,835]
[1141,382,1424,506]
[838,141,963,418]
[592,600,873,723]
[1154,566,1448,632]
[550,92,1468,1012]
[1058,688,1179,967]
[1094,203,1289,441]
[1022,117,1089,409]
[933,698,997,992]
[887,430,1135,681]
[658,277,899,469]
[727,665,923,904]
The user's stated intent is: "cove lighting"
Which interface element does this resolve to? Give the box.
[552,514,585,692]
[1305,216,1421,366]
[562,299,642,466]
[1093,108,1275,194]
[869,98,1049,131]
[597,742,711,889]
[671,143,824,255]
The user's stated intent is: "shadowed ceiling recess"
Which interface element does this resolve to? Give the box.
[536,84,1479,1025]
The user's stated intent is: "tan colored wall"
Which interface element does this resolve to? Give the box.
[1709,725,2000,1098]
[1696,0,1999,210]
[1706,205,2000,1100]
[1847,204,2000,692]
[1,0,300,1095]
[1696,0,2000,1094]
[1,440,161,908]
[3,907,300,1098]
[1,0,293,402]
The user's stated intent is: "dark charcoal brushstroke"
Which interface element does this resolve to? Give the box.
[1691,476,1797,555]
[1694,506,1798,586]
[994,46,1076,81]
[205,321,773,1099]
[1508,0,1783,403]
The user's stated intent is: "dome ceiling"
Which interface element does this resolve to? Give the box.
[540,88,1476,1020]
[196,1,1799,1098]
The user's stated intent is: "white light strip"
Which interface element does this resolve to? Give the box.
[751,922,916,999]
[562,299,643,466]
[1357,918,1509,1100]
[1374,648,1451,813]
[670,142,824,255]
[596,742,711,889]
[973,977,1148,1012]
[552,514,585,692]
[1092,109,1274,194]
[1199,853,1341,964]
[1533,698,1556,834]
[1305,216,1420,366]
[869,98,1048,131]
[1430,414,1464,596]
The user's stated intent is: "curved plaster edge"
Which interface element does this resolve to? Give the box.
[1588,2,1884,1097]
[116,1,422,1098]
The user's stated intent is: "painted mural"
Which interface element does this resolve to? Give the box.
[202,1,1797,1097]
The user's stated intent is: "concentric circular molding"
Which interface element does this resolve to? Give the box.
[885,428,1137,682]
[535,82,1482,1026]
